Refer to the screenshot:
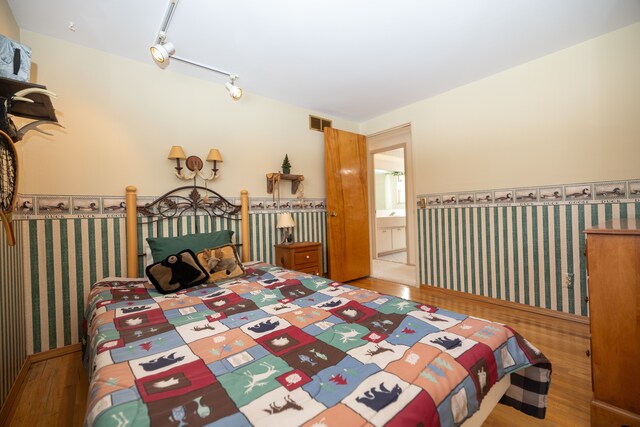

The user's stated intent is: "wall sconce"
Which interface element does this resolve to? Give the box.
[205,148,223,179]
[167,145,223,181]
[168,145,186,174]
[276,212,295,244]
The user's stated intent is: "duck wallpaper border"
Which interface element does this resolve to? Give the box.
[418,179,639,208]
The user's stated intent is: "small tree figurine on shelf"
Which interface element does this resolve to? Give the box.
[281,154,291,174]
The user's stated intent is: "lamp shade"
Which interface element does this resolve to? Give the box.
[276,213,295,229]
[168,145,186,160]
[206,149,223,162]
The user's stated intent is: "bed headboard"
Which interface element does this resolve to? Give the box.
[124,185,250,277]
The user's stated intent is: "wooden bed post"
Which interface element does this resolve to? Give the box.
[126,185,139,277]
[240,189,250,262]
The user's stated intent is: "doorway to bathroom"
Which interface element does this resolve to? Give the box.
[374,148,407,263]
[367,124,417,286]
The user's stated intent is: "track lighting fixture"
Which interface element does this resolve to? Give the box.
[150,0,243,100]
[150,41,175,64]
[225,76,243,101]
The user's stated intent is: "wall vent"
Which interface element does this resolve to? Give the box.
[309,115,332,132]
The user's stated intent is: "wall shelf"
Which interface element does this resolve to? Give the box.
[266,172,304,194]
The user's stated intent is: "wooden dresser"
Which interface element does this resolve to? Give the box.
[274,242,322,276]
[585,220,640,427]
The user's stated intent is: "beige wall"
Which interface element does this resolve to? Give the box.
[16,31,358,198]
[361,23,640,195]
[0,0,19,40]
[10,23,640,198]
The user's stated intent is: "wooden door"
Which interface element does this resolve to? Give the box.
[324,127,370,282]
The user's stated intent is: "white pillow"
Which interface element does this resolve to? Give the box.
[144,241,154,267]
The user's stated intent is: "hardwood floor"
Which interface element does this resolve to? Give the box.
[3,350,88,427]
[3,278,590,426]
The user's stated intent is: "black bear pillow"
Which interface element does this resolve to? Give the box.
[145,249,209,294]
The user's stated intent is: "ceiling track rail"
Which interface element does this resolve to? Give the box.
[151,0,240,83]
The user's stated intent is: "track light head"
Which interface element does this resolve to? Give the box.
[225,77,243,101]
[150,41,175,65]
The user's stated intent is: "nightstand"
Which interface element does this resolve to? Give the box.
[274,242,322,276]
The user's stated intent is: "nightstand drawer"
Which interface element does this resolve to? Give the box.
[294,250,319,266]
[274,242,323,275]
[297,265,321,275]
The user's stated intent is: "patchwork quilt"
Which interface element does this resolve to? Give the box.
[82,263,551,427]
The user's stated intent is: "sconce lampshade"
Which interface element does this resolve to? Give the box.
[276,212,295,229]
[168,145,186,160]
[150,42,175,64]
[206,149,223,162]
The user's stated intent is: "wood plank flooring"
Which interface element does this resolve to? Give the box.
[3,350,88,427]
[3,278,591,426]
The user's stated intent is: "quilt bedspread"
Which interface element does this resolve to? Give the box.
[82,263,551,427]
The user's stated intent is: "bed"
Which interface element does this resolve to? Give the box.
[82,185,551,426]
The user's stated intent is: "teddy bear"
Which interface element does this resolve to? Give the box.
[161,253,203,287]
[201,248,237,276]
[201,248,221,273]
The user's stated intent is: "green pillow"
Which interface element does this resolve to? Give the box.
[146,230,234,262]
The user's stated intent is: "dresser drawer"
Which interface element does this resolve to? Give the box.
[294,249,319,266]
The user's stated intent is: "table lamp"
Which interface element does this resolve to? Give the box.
[276,212,295,244]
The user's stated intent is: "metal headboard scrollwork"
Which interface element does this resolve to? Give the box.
[137,185,241,232]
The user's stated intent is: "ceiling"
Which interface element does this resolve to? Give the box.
[7,0,640,122]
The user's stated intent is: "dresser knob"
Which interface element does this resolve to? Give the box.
[306,255,310,259]
[586,349,590,357]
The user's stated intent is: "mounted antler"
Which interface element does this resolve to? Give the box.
[0,78,61,247]
[0,86,62,142]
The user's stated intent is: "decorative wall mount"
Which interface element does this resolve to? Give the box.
[168,146,223,181]
[266,172,304,194]
[0,77,62,246]
[0,130,17,245]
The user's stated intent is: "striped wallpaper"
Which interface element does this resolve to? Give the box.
[136,211,328,273]
[0,221,26,407]
[417,200,640,316]
[21,216,128,354]
[14,206,326,355]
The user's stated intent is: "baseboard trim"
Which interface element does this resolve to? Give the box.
[0,356,30,427]
[29,343,82,363]
[0,344,83,427]
[421,284,589,325]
